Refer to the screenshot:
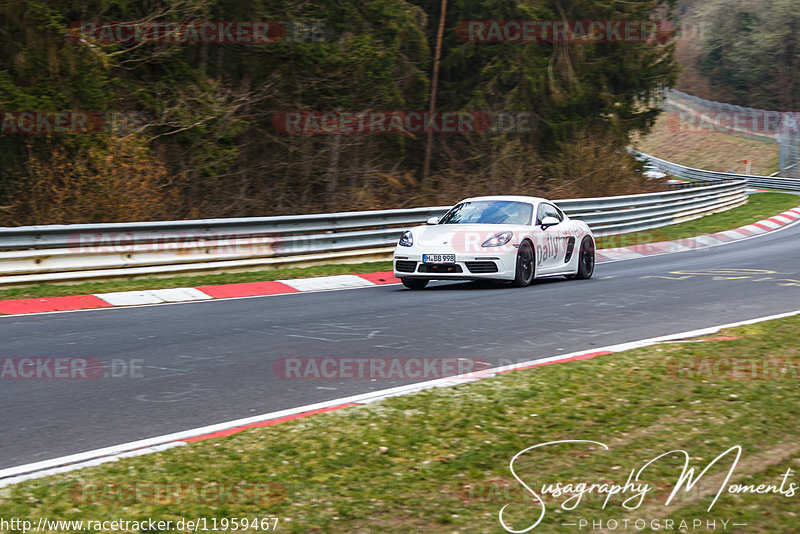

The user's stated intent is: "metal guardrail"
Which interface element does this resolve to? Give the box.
[0,173,747,286]
[632,150,800,192]
[2,89,797,287]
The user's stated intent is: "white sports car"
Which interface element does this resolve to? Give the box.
[393,195,595,289]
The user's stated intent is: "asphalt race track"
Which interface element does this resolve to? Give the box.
[1,220,799,470]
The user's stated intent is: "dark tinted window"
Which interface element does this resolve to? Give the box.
[439,201,533,225]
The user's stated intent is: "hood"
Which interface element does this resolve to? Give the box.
[413,224,517,248]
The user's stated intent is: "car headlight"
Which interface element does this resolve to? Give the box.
[481,231,513,247]
[398,230,414,247]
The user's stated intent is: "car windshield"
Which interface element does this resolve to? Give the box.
[438,200,533,225]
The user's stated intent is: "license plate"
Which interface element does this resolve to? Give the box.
[422,254,456,264]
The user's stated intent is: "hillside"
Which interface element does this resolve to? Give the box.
[633,115,780,176]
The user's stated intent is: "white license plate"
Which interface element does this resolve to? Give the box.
[422,254,456,264]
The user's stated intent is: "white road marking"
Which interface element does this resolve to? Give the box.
[3,307,800,488]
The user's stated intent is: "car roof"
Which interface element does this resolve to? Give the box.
[458,195,548,204]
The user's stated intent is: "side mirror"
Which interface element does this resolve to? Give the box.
[540,216,560,229]
[426,216,440,225]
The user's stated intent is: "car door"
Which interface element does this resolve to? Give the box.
[534,202,568,273]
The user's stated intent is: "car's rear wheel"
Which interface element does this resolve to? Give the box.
[401,278,429,290]
[566,236,595,280]
[512,240,535,287]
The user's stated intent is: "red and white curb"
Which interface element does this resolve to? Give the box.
[3,307,800,489]
[595,205,800,262]
[0,273,399,316]
[0,205,798,317]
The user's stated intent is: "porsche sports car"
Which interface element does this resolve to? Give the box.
[393,195,595,289]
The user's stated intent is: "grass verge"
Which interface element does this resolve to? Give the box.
[595,192,799,249]
[2,315,800,532]
[1,193,797,302]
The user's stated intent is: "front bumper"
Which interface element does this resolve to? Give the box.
[392,251,516,281]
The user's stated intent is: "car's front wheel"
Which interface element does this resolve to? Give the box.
[401,278,429,290]
[512,240,535,287]
[566,236,595,280]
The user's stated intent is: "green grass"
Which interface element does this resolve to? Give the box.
[596,192,799,249]
[3,315,800,532]
[1,193,797,302]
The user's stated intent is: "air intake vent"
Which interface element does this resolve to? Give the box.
[395,260,417,273]
[564,237,576,263]
[465,261,499,273]
[418,264,463,273]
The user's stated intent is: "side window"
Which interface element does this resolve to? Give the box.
[535,204,547,225]
[536,203,563,225]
